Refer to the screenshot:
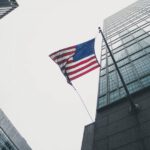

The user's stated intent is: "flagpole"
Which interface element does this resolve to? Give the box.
[98,27,139,112]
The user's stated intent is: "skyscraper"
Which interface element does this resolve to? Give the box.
[0,109,32,150]
[81,0,150,150]
[0,0,18,19]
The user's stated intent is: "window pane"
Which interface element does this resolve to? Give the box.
[110,90,119,103]
[114,50,127,61]
[141,75,150,88]
[100,76,107,96]
[139,36,150,48]
[130,50,146,61]
[126,43,141,55]
[109,65,115,72]
[133,55,150,77]
[101,59,106,68]
[0,128,18,150]
[108,56,113,65]
[133,29,145,38]
[113,45,124,53]
[127,81,142,94]
[109,71,118,91]
[112,40,122,49]
[117,58,129,67]
[98,95,107,108]
[101,69,106,76]
[122,35,133,43]
[120,64,137,84]
[144,47,150,53]
[119,87,127,99]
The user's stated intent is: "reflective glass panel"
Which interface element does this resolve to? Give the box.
[0,128,18,150]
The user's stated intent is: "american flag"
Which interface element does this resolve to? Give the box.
[49,39,100,84]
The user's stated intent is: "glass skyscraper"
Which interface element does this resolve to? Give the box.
[98,0,150,108]
[0,0,18,19]
[0,109,32,150]
[81,1,150,150]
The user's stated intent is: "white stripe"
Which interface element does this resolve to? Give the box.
[68,63,99,78]
[66,54,95,67]
[66,57,97,73]
[56,53,74,63]
[50,48,76,59]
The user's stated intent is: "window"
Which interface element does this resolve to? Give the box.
[114,50,127,61]
[117,58,129,67]
[141,75,150,88]
[133,29,145,38]
[109,71,118,91]
[127,81,142,94]
[109,65,115,72]
[99,76,107,96]
[137,21,147,27]
[130,50,146,61]
[108,56,113,65]
[126,43,141,55]
[144,47,150,53]
[120,64,137,84]
[0,128,18,150]
[110,90,119,103]
[98,95,107,108]
[139,36,150,48]
[113,45,124,53]
[143,25,150,32]
[122,35,133,43]
[111,35,120,41]
[112,40,122,49]
[119,87,126,99]
[101,69,106,76]
[133,55,150,77]
[101,59,106,68]
[128,25,137,31]
[102,49,106,55]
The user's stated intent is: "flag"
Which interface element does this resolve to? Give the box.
[49,39,100,84]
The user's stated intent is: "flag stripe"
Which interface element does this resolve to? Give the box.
[54,54,74,63]
[53,51,75,60]
[65,58,97,73]
[68,63,99,79]
[67,61,98,75]
[50,47,76,59]
[66,54,95,67]
[66,56,97,70]
[69,65,100,81]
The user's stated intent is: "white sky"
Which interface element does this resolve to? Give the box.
[0,0,136,149]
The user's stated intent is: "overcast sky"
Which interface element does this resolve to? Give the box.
[0,0,136,149]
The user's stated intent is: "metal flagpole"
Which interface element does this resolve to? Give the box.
[98,27,139,112]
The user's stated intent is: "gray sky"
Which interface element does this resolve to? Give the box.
[0,0,136,149]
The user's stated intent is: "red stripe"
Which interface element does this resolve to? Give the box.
[49,46,76,57]
[57,59,73,65]
[66,56,96,70]
[69,65,100,81]
[67,61,98,75]
[53,51,75,61]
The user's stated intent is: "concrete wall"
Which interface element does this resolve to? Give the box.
[93,87,150,150]
[81,123,95,150]
[0,109,32,150]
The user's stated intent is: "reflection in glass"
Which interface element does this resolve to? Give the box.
[0,128,17,150]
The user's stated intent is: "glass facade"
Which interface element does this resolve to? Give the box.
[98,0,150,108]
[0,0,18,19]
[0,128,18,150]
